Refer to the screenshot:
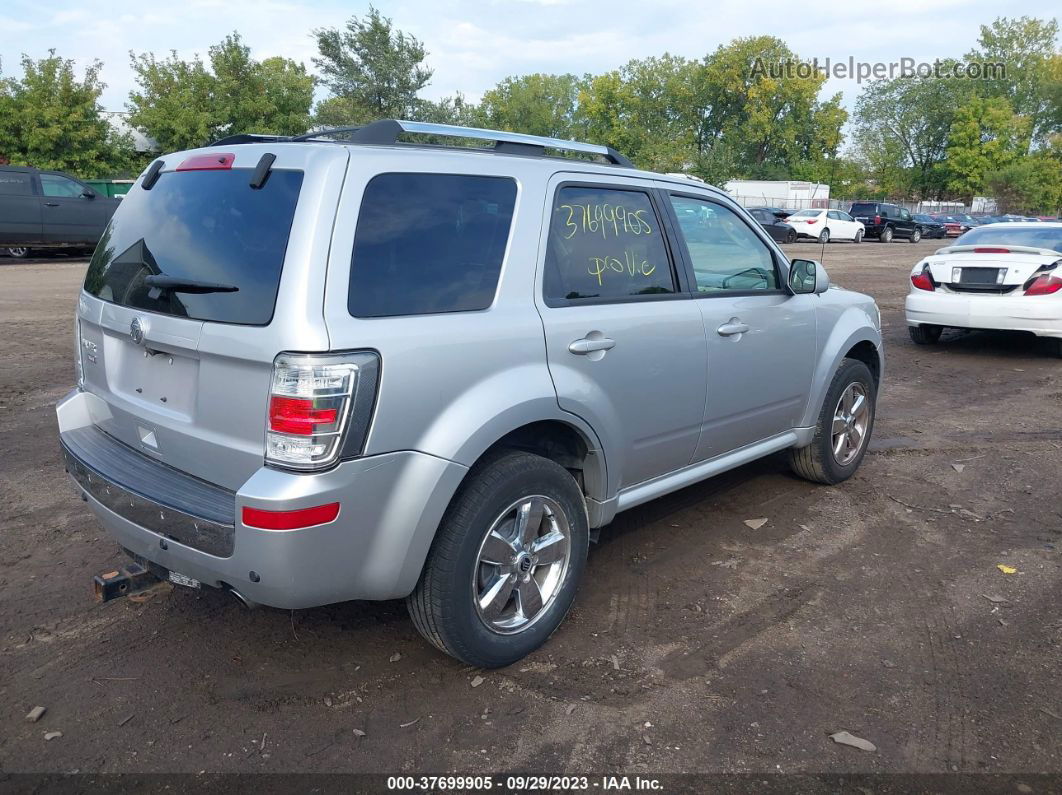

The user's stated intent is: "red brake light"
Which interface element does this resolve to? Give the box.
[176,153,235,171]
[1023,273,1062,296]
[911,270,935,291]
[874,215,881,225]
[242,503,340,530]
[806,219,818,224]
[973,247,1010,254]
[268,396,338,435]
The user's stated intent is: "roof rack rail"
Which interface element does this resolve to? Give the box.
[211,119,635,167]
[209,133,292,146]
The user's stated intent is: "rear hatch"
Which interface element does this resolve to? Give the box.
[849,203,878,225]
[924,247,1059,295]
[76,144,348,490]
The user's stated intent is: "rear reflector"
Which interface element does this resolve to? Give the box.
[973,247,1010,254]
[176,153,235,172]
[242,503,340,530]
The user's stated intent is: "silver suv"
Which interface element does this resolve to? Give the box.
[57,120,883,667]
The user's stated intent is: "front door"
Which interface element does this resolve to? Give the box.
[663,193,818,460]
[536,177,708,491]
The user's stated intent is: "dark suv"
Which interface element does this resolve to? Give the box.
[848,201,921,243]
[0,166,120,258]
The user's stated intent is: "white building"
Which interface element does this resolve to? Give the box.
[100,111,158,153]
[724,180,830,210]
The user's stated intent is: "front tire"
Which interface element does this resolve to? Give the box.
[880,227,894,243]
[785,228,797,244]
[908,324,942,345]
[5,247,29,258]
[407,450,589,668]
[854,229,863,244]
[789,359,876,485]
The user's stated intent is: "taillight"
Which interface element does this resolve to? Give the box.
[265,352,380,470]
[874,215,881,225]
[806,219,818,224]
[1023,273,1062,296]
[911,268,935,291]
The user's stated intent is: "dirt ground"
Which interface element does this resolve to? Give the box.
[0,241,1059,782]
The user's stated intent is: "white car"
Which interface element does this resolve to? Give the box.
[905,222,1062,356]
[786,209,865,243]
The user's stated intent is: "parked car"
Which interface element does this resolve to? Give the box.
[56,120,884,667]
[0,166,120,257]
[755,206,793,219]
[906,222,1062,356]
[931,215,971,237]
[848,201,921,242]
[785,208,865,243]
[747,207,797,243]
[912,214,947,239]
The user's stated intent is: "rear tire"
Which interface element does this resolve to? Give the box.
[407,450,589,668]
[5,247,29,258]
[785,228,797,244]
[818,228,830,244]
[789,359,876,485]
[908,324,943,345]
[910,228,922,243]
[880,227,894,243]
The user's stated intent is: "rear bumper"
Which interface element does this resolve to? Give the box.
[905,291,1062,338]
[57,389,468,607]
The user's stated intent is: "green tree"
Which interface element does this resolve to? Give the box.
[967,16,1059,144]
[128,33,314,152]
[945,96,1030,201]
[312,6,432,126]
[0,52,135,176]
[851,70,971,198]
[480,73,584,139]
[984,151,1062,214]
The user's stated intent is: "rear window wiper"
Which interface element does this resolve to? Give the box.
[143,275,239,294]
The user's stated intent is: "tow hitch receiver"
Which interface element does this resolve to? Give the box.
[93,562,160,603]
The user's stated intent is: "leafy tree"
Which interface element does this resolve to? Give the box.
[967,16,1059,144]
[128,33,313,152]
[984,151,1062,214]
[946,96,1030,201]
[312,6,432,125]
[0,52,136,176]
[480,74,584,139]
[851,70,971,198]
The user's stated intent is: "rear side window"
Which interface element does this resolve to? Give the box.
[0,171,33,196]
[83,169,303,325]
[348,173,517,318]
[544,185,675,302]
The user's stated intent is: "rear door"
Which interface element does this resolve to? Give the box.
[76,144,347,489]
[536,175,708,489]
[662,191,817,459]
[0,170,44,245]
[40,173,112,244]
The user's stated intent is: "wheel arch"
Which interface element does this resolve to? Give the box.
[799,314,883,430]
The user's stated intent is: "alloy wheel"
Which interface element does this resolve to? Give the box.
[831,382,870,466]
[473,495,572,635]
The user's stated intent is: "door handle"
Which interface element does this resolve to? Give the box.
[44,201,60,207]
[568,336,616,355]
[717,320,749,337]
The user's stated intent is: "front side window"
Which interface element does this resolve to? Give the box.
[544,185,675,302]
[349,173,516,318]
[669,196,779,294]
[41,174,85,198]
[0,171,33,196]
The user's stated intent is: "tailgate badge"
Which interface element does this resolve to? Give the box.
[137,426,159,450]
[130,317,145,345]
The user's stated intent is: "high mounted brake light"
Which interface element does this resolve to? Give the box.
[265,352,380,471]
[176,152,235,172]
[973,247,1010,254]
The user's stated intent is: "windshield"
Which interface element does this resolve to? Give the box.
[84,168,304,325]
[954,225,1062,253]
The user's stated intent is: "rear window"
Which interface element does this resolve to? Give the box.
[83,169,303,325]
[849,203,877,215]
[955,225,1062,252]
[0,171,33,196]
[348,173,517,318]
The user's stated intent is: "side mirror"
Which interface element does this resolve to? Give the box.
[788,259,830,295]
[81,189,96,199]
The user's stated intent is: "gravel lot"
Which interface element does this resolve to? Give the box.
[1,242,1059,779]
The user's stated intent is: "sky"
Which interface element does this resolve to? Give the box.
[0,0,1052,115]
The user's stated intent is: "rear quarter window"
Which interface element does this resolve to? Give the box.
[348,173,517,318]
[0,171,34,196]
